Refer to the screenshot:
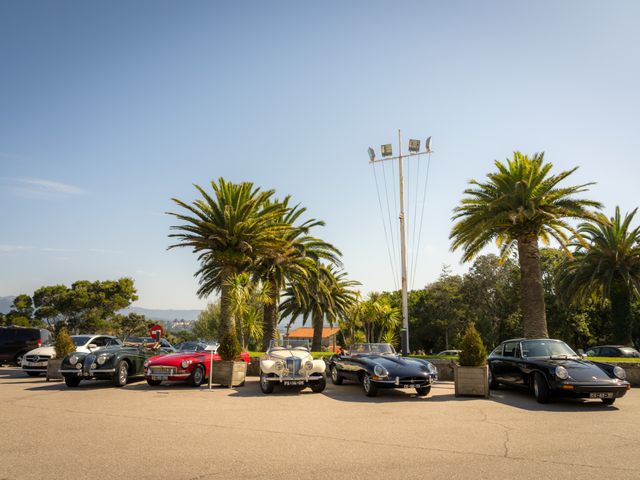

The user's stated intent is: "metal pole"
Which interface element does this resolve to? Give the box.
[397,129,410,356]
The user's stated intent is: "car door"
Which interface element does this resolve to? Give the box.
[497,341,520,385]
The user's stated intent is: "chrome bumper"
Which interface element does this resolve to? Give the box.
[267,374,324,382]
[60,369,116,375]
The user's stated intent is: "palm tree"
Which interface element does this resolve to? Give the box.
[254,197,341,350]
[280,263,359,351]
[167,178,289,338]
[558,207,640,345]
[225,273,271,349]
[450,152,602,338]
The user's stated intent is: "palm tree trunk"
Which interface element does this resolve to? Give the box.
[517,234,548,338]
[312,310,323,351]
[219,273,236,337]
[262,291,278,351]
[610,278,633,345]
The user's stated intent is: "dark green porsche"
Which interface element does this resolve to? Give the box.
[59,337,175,387]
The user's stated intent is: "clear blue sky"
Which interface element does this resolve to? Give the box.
[1,1,639,309]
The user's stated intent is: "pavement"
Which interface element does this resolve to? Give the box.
[0,366,638,480]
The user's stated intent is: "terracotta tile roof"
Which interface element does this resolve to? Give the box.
[287,327,339,339]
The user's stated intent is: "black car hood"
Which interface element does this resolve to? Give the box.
[361,355,432,375]
[534,358,612,382]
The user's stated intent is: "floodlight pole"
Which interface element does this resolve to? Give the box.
[397,130,410,357]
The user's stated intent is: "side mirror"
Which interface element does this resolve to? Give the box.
[88,344,98,351]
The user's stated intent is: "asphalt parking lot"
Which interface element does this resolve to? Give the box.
[0,367,638,480]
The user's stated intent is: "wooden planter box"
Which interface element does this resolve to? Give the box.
[211,360,247,388]
[454,364,489,398]
[46,358,63,382]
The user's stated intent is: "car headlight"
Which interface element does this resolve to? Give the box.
[305,361,314,370]
[75,362,82,370]
[274,360,284,371]
[181,359,190,369]
[613,366,626,380]
[69,355,78,365]
[96,354,109,365]
[374,364,388,377]
[555,366,569,380]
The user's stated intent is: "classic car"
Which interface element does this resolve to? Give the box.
[259,339,326,394]
[327,343,438,397]
[145,346,250,387]
[488,338,631,404]
[174,341,216,352]
[21,334,121,376]
[585,345,640,358]
[59,337,175,387]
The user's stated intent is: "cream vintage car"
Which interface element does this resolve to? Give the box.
[259,339,326,394]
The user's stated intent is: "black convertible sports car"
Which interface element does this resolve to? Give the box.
[327,343,438,397]
[488,338,631,404]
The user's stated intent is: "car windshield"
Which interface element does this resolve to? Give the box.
[521,340,578,358]
[72,335,92,346]
[349,343,396,355]
[269,339,310,351]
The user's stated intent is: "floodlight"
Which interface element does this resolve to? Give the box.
[408,139,420,153]
[368,147,376,162]
[425,136,433,153]
[381,144,393,157]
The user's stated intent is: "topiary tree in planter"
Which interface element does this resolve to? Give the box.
[218,332,241,361]
[454,323,489,397]
[47,325,75,381]
[211,332,246,387]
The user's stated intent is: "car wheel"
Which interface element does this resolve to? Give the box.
[330,365,344,385]
[188,365,205,387]
[362,373,378,397]
[415,385,431,397]
[310,372,327,393]
[532,372,550,403]
[26,372,42,377]
[488,368,499,389]
[602,398,616,406]
[64,376,81,388]
[146,379,162,387]
[14,352,26,367]
[112,360,129,387]
[260,372,275,394]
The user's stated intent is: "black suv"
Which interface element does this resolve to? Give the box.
[0,326,51,366]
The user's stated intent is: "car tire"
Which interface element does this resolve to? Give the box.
[488,368,499,390]
[64,376,81,388]
[310,372,327,393]
[188,365,205,387]
[602,398,616,406]
[14,352,26,367]
[147,379,162,387]
[330,365,344,385]
[112,360,129,387]
[415,385,431,397]
[532,372,550,404]
[362,373,378,397]
[26,372,42,377]
[260,372,275,394]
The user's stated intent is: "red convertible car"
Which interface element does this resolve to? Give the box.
[144,347,251,387]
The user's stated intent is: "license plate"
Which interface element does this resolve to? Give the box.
[403,384,411,388]
[284,380,304,386]
[589,392,613,399]
[152,375,168,381]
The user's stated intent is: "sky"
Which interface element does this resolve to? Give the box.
[1,1,639,309]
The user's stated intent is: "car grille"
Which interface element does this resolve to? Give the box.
[149,366,176,375]
[397,376,429,385]
[83,354,96,375]
[285,357,302,376]
[25,355,50,362]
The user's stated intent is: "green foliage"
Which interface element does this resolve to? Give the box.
[192,302,221,341]
[54,326,76,358]
[112,313,151,340]
[458,323,487,367]
[218,331,242,361]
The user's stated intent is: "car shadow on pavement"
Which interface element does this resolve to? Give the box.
[487,385,621,412]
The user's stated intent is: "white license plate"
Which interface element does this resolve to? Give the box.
[402,384,411,388]
[589,392,613,399]
[152,375,168,381]
[284,380,304,386]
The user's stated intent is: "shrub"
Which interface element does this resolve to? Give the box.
[217,332,241,361]
[54,326,76,359]
[458,322,487,367]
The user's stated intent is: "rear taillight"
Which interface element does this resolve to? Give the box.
[38,339,42,347]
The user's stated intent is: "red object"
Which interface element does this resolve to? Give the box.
[37,339,42,347]
[148,324,164,340]
[144,350,251,385]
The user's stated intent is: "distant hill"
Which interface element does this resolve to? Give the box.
[0,296,15,314]
[121,306,202,322]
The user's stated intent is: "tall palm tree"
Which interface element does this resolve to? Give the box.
[450,152,601,338]
[167,178,289,338]
[254,198,341,350]
[280,263,359,351]
[558,207,640,345]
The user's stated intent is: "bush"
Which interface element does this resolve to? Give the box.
[458,323,487,367]
[54,326,76,359]
[217,332,241,361]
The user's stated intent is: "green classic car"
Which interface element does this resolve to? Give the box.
[59,337,175,387]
